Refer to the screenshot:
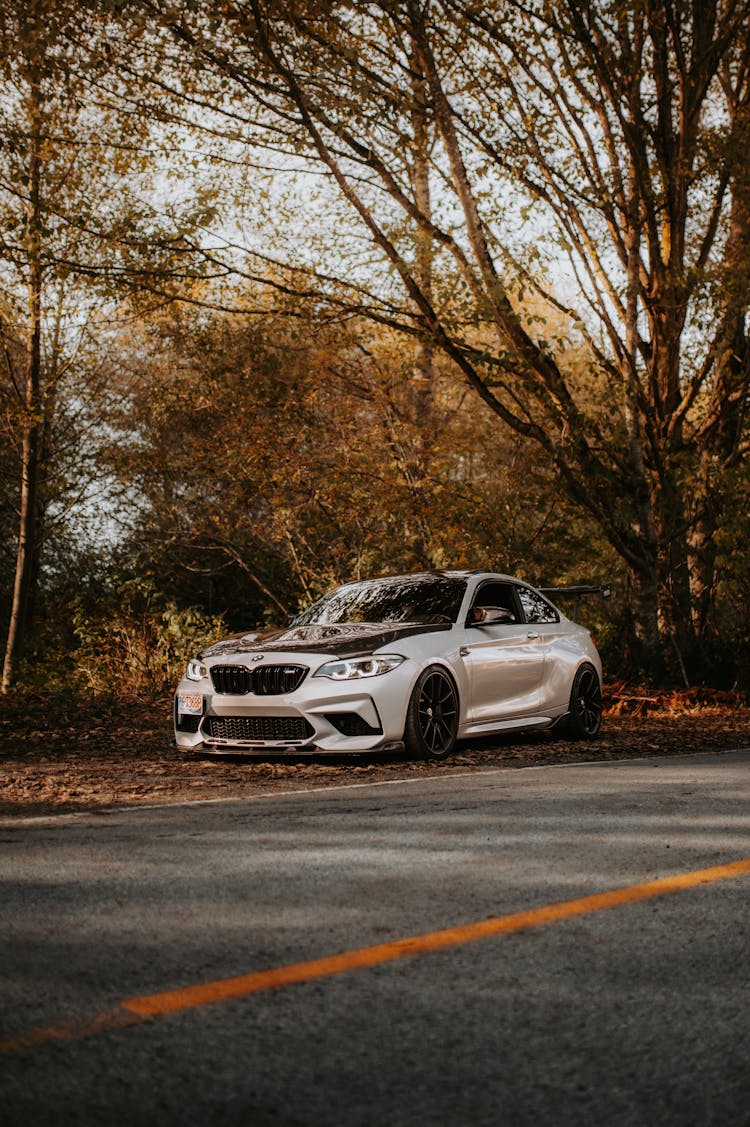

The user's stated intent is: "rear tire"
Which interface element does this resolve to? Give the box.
[405,666,459,760]
[566,663,602,739]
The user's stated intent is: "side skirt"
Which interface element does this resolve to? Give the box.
[459,715,560,739]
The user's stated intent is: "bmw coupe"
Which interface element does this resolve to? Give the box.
[174,570,603,760]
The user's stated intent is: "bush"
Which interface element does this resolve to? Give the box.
[72,603,226,696]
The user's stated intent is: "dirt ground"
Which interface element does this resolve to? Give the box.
[0,683,748,819]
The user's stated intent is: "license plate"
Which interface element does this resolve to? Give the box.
[178,692,203,716]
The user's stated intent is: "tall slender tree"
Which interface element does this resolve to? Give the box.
[0,0,216,690]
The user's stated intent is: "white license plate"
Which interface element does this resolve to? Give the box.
[178,692,203,716]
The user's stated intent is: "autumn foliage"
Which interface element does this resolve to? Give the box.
[2,0,750,695]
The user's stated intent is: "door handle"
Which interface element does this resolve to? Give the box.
[527,631,540,639]
[459,646,470,657]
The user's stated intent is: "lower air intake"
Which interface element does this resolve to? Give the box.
[325,712,382,737]
[202,715,314,744]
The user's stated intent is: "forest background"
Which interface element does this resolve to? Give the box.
[2,0,750,703]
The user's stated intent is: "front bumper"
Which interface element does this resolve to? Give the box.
[174,655,416,755]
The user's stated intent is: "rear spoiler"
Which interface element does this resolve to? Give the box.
[539,584,612,600]
[539,584,612,619]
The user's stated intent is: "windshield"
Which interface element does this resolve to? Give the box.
[291,575,467,626]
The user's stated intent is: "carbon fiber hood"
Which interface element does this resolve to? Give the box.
[200,621,451,660]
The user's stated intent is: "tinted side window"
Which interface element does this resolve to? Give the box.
[516,587,559,624]
[471,582,519,622]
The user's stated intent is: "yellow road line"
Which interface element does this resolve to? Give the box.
[3,857,750,1056]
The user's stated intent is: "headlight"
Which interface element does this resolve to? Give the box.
[186,659,208,682]
[314,655,404,680]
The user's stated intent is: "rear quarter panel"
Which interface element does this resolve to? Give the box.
[540,620,602,711]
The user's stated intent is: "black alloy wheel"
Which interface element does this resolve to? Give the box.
[405,666,459,759]
[567,663,603,739]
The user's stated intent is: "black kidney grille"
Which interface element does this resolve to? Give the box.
[252,665,307,695]
[203,715,314,744]
[210,665,251,694]
[210,664,307,696]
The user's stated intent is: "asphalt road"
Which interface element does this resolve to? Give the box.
[1,749,749,1126]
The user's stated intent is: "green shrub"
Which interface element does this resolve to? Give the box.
[72,603,226,696]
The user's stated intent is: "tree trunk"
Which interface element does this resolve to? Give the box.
[409,44,435,438]
[627,564,662,673]
[2,66,43,693]
[2,411,42,692]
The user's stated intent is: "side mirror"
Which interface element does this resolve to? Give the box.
[470,605,515,626]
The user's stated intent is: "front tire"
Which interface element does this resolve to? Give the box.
[405,666,459,760]
[566,663,602,739]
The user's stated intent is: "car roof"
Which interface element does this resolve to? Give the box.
[336,569,525,586]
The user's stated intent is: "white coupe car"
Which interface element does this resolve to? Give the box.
[174,570,603,759]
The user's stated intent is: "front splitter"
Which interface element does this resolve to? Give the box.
[178,738,406,758]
